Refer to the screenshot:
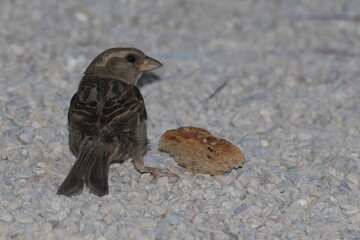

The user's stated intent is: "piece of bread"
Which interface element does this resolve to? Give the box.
[159,126,244,175]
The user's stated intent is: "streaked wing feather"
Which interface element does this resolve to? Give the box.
[68,77,147,138]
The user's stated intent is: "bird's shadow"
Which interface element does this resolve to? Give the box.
[137,72,161,88]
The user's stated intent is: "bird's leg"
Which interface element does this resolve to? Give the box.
[133,156,178,182]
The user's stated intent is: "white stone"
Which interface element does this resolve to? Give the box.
[75,12,89,22]
[260,140,269,147]
[0,213,13,222]
[295,199,308,207]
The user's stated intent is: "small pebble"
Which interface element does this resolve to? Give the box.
[75,12,89,22]
[0,213,14,222]
[103,215,116,225]
[260,140,269,147]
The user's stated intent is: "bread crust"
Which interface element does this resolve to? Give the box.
[159,126,244,175]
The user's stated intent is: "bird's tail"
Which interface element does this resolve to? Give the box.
[57,140,109,197]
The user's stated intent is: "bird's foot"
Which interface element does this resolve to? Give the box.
[133,157,179,182]
[144,167,179,182]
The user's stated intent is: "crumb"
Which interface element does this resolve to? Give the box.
[159,126,244,175]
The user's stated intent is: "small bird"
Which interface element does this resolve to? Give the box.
[57,48,174,197]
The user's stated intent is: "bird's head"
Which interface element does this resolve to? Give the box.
[84,48,163,85]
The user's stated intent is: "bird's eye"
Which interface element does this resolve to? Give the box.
[126,54,137,63]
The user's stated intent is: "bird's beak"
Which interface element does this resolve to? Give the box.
[139,56,163,72]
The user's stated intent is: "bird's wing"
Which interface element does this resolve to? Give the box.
[68,77,147,138]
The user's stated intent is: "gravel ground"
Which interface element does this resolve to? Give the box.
[1,0,360,239]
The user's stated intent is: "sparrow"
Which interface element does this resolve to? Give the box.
[57,48,174,197]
